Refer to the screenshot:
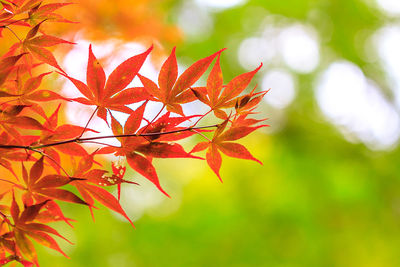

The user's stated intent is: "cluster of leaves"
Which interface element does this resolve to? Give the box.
[0,0,267,266]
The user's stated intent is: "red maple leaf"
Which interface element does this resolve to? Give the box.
[191,53,263,119]
[10,194,72,265]
[138,47,225,115]
[191,116,266,180]
[96,103,203,197]
[19,156,87,206]
[61,44,153,123]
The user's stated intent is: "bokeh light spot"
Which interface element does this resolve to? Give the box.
[262,69,296,109]
[238,37,276,70]
[376,0,400,16]
[374,25,400,108]
[279,24,320,73]
[316,61,400,150]
[195,0,247,9]
[178,2,213,41]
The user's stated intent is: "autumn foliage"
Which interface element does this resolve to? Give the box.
[0,0,267,266]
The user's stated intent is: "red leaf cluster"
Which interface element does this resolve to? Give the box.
[0,0,267,265]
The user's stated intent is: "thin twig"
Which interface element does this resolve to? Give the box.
[0,210,7,218]
[142,104,165,133]
[140,104,165,142]
[191,129,211,142]
[0,124,219,150]
[31,148,71,178]
[4,17,29,27]
[78,106,99,138]
[192,109,212,127]
[0,178,19,186]
[0,99,19,109]
[80,140,120,148]
[3,25,22,43]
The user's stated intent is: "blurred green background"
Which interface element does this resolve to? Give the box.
[38,0,400,266]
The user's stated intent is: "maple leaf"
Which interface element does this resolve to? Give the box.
[4,0,41,15]
[234,87,268,115]
[140,111,204,142]
[65,153,136,225]
[2,71,69,119]
[18,20,74,72]
[0,218,15,263]
[191,117,265,180]
[28,104,97,172]
[111,159,128,201]
[0,132,33,178]
[60,44,153,123]
[138,47,225,115]
[20,156,87,206]
[0,104,48,142]
[27,2,75,24]
[0,0,74,28]
[35,200,76,227]
[0,53,25,87]
[97,104,203,197]
[0,1,268,263]
[70,169,135,227]
[191,53,263,119]
[231,112,269,128]
[0,3,30,38]
[10,195,71,264]
[0,14,19,38]
[75,153,136,201]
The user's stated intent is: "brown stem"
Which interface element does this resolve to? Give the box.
[0,124,219,150]
[140,104,165,142]
[191,129,211,142]
[192,109,212,127]
[0,178,19,186]
[78,106,98,138]
[0,210,7,218]
[80,140,120,148]
[3,25,22,43]
[4,17,30,27]
[31,148,71,178]
[141,104,165,133]
[0,99,19,108]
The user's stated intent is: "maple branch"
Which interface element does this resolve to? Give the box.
[81,140,120,148]
[142,104,165,133]
[77,124,218,144]
[191,129,211,142]
[0,211,10,226]
[140,104,165,142]
[3,17,30,27]
[3,25,22,43]
[32,148,72,178]
[0,178,19,187]
[0,124,219,150]
[78,106,98,138]
[191,109,212,127]
[0,99,19,108]
[0,210,6,219]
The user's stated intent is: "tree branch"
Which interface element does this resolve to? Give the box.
[0,124,218,150]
